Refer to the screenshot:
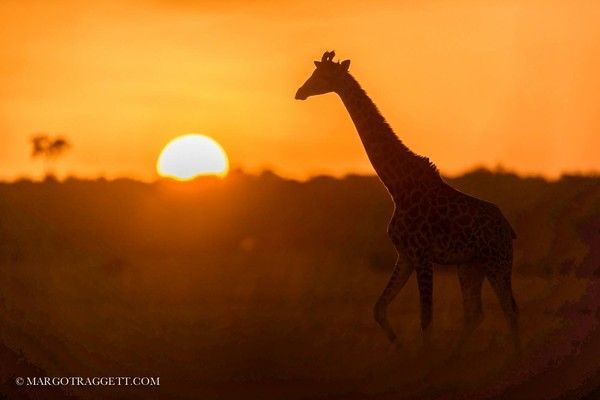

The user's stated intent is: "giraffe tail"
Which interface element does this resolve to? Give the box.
[500,210,517,239]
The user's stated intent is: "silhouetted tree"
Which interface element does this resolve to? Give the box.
[30,133,71,178]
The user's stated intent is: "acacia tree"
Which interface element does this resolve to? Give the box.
[30,134,71,178]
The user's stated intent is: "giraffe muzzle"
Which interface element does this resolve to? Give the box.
[295,88,308,100]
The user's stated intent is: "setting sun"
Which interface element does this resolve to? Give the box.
[156,134,229,180]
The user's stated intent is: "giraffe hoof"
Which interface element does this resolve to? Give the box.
[388,338,404,354]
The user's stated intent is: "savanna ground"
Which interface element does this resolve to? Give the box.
[0,169,598,399]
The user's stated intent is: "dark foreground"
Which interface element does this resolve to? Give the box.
[0,169,598,399]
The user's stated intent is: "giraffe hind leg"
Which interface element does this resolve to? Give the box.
[454,263,485,353]
[373,255,414,343]
[487,263,521,353]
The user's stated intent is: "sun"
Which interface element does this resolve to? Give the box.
[157,134,229,180]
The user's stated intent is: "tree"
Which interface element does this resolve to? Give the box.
[30,133,71,178]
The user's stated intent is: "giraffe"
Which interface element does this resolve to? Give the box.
[295,51,520,352]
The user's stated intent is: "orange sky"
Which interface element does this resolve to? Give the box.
[1,0,599,181]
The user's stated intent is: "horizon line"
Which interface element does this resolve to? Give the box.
[1,166,598,185]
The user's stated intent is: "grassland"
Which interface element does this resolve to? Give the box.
[0,169,598,399]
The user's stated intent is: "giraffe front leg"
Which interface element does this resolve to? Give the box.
[416,262,434,346]
[373,255,414,343]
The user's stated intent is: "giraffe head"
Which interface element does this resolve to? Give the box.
[295,51,351,100]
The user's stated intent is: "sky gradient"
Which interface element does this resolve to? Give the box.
[1,0,599,180]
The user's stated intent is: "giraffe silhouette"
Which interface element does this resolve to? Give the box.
[295,51,520,352]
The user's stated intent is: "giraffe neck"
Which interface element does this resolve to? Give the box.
[335,74,439,196]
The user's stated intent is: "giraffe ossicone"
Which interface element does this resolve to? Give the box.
[295,51,520,352]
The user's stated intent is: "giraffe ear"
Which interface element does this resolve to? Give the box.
[314,61,322,68]
[340,59,351,71]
